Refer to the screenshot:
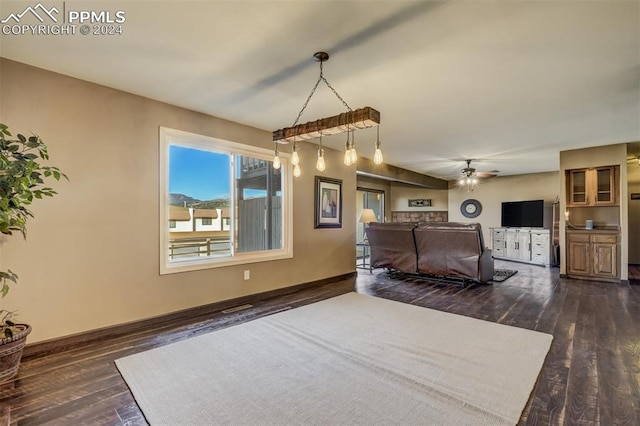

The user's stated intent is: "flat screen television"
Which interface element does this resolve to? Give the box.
[501,200,544,228]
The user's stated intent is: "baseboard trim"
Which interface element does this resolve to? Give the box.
[22,272,356,359]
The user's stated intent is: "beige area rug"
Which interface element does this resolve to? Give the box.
[115,293,552,425]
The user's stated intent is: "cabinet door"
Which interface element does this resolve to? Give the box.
[593,167,616,205]
[505,230,519,258]
[567,234,590,275]
[592,234,618,278]
[516,232,531,261]
[568,169,588,206]
[566,166,618,207]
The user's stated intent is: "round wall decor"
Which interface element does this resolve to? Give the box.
[460,199,482,218]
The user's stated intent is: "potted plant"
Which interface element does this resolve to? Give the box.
[0,123,67,382]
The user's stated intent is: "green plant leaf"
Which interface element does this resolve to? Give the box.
[0,123,67,297]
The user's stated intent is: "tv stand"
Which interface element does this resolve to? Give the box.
[490,227,551,267]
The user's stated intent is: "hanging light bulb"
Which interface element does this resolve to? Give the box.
[293,164,301,177]
[343,130,352,166]
[349,130,357,164]
[373,126,383,165]
[316,148,326,171]
[272,143,281,170]
[316,132,326,171]
[291,135,299,166]
[344,142,352,165]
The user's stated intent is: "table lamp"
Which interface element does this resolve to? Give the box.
[359,208,378,242]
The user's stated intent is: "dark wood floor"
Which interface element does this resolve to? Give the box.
[2,260,640,425]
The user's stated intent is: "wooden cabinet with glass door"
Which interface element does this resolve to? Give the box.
[566,166,618,207]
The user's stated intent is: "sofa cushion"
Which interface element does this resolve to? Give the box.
[414,222,491,281]
[365,223,418,273]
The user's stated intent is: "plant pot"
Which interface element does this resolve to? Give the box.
[0,324,32,383]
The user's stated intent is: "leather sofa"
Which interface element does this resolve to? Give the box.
[366,222,418,273]
[365,222,494,283]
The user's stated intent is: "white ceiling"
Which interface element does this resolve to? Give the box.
[1,0,639,180]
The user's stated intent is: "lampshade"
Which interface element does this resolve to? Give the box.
[358,209,378,224]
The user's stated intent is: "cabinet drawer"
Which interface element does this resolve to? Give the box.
[493,247,505,256]
[493,238,505,247]
[568,233,590,243]
[492,230,505,239]
[531,252,549,264]
[531,233,548,244]
[593,234,617,244]
[531,242,547,254]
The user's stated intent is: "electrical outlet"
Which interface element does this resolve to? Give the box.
[243,270,250,280]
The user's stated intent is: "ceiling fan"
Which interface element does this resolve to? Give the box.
[458,159,498,190]
[460,159,499,179]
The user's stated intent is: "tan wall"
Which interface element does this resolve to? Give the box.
[0,59,356,343]
[390,183,448,212]
[559,143,629,279]
[448,172,561,246]
[626,156,640,264]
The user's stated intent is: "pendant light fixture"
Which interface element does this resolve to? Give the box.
[272,52,383,176]
[374,126,383,165]
[316,132,326,172]
[348,130,357,164]
[343,125,353,166]
[272,140,281,170]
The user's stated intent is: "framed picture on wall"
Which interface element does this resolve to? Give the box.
[315,176,342,228]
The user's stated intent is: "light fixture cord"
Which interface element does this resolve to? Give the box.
[291,60,353,128]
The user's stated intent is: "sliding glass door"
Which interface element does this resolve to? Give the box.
[356,188,384,258]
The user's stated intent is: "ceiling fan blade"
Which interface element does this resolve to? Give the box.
[476,171,499,179]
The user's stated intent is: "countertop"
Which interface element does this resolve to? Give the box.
[566,226,620,234]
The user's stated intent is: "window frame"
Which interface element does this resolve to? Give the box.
[159,127,293,275]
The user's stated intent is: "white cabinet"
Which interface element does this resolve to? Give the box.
[505,229,531,261]
[491,227,551,267]
[530,231,551,265]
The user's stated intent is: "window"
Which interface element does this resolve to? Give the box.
[160,127,292,274]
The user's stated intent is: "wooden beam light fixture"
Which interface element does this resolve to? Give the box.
[273,107,380,143]
[272,52,383,176]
